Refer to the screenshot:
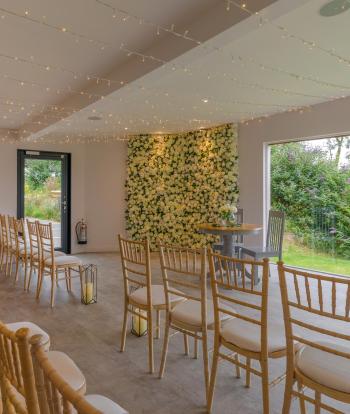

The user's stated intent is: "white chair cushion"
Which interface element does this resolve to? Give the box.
[33,251,66,259]
[129,285,183,307]
[171,299,232,330]
[44,255,82,266]
[221,318,286,353]
[296,341,350,394]
[47,351,86,394]
[6,321,50,351]
[85,395,128,414]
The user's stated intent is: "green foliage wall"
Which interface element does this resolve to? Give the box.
[126,124,239,248]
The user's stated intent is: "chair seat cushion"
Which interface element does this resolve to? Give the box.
[296,341,350,394]
[129,285,183,307]
[85,395,128,414]
[171,299,232,330]
[6,321,50,350]
[44,255,82,266]
[32,251,66,259]
[48,351,86,394]
[221,318,286,353]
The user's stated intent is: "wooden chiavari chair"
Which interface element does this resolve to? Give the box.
[0,214,10,276]
[36,222,82,307]
[278,262,350,414]
[118,235,184,374]
[207,252,287,414]
[0,324,40,414]
[29,333,128,414]
[7,216,30,288]
[0,323,87,411]
[26,220,65,293]
[158,244,232,404]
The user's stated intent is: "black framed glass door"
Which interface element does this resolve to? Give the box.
[17,150,71,253]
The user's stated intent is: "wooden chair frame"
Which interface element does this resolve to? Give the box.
[207,252,286,414]
[28,334,102,414]
[158,244,209,401]
[0,214,10,276]
[37,221,81,307]
[278,262,350,414]
[119,235,159,373]
[26,219,41,293]
[0,324,40,414]
[8,217,30,288]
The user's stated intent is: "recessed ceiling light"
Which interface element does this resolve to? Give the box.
[320,0,350,17]
[202,98,209,103]
[124,127,128,130]
[88,116,102,121]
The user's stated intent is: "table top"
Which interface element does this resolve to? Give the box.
[198,223,263,234]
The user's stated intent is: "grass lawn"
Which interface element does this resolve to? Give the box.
[281,239,350,277]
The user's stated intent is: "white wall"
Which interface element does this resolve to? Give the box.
[238,96,350,247]
[0,140,127,253]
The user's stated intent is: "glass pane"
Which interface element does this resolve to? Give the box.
[270,137,350,277]
[24,158,62,249]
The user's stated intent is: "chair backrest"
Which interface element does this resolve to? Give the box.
[0,324,40,414]
[159,244,207,324]
[27,220,40,260]
[266,210,285,259]
[0,214,9,247]
[37,222,55,265]
[8,215,19,252]
[16,218,28,256]
[208,251,270,354]
[118,235,152,303]
[278,262,350,370]
[29,334,102,414]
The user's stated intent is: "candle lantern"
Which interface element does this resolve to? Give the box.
[129,287,147,336]
[80,264,97,305]
[131,308,148,337]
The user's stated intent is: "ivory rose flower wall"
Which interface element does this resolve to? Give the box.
[125,123,239,248]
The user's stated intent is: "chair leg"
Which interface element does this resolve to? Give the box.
[183,333,189,356]
[0,247,4,272]
[155,309,161,339]
[297,380,307,414]
[50,267,56,308]
[202,331,210,401]
[245,357,251,387]
[235,353,241,378]
[194,337,198,359]
[147,309,154,374]
[260,358,269,414]
[13,256,19,283]
[282,360,295,414]
[159,312,170,378]
[7,252,13,277]
[65,268,69,291]
[315,391,321,414]
[23,259,28,290]
[207,339,220,414]
[68,268,72,291]
[120,302,128,352]
[36,266,44,299]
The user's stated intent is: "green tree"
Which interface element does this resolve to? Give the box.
[271,142,350,258]
[25,159,61,190]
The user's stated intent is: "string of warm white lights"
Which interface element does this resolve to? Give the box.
[226,0,350,67]
[1,2,349,95]
[0,0,349,142]
[2,46,341,105]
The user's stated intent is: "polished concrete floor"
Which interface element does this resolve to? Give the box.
[0,253,348,414]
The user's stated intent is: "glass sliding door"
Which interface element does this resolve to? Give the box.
[17,150,71,253]
[269,137,350,276]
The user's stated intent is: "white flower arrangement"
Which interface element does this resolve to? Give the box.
[219,204,238,221]
[126,123,239,249]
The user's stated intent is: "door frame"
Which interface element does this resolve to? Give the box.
[17,149,71,253]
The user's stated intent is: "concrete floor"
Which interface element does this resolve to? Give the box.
[0,253,348,414]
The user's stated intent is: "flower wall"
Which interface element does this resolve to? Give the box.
[126,123,239,249]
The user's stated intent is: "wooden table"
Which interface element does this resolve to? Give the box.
[198,223,263,257]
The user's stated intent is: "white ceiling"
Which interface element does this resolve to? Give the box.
[1,0,350,141]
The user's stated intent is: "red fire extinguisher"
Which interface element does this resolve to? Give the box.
[76,219,87,244]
